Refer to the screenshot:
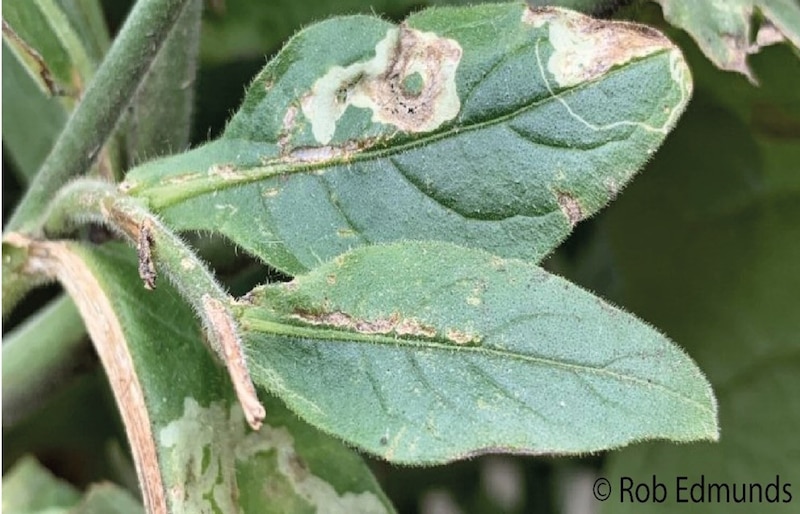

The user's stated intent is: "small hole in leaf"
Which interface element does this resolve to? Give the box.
[400,71,424,97]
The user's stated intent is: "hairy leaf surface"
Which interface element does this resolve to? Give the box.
[239,242,717,464]
[124,3,691,274]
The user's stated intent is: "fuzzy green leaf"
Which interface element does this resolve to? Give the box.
[238,241,717,464]
[124,3,691,274]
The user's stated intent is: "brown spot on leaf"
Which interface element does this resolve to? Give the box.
[2,20,63,97]
[278,105,299,154]
[292,310,437,339]
[207,164,240,180]
[137,220,157,290]
[364,24,462,132]
[286,453,310,481]
[556,192,583,227]
[523,6,672,87]
[301,26,462,144]
[445,328,480,345]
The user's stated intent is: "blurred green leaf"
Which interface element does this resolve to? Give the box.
[2,0,110,181]
[2,455,82,513]
[597,42,800,513]
[239,241,717,464]
[200,0,424,64]
[2,456,144,514]
[124,4,691,274]
[55,242,394,513]
[651,0,800,81]
[1,42,67,181]
[124,0,201,164]
[71,483,143,514]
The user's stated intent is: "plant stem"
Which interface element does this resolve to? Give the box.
[36,178,266,429]
[5,0,193,233]
[2,295,92,428]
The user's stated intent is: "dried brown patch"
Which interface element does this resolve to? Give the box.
[15,237,167,513]
[292,310,437,339]
[523,6,672,87]
[2,20,63,97]
[364,24,462,132]
[202,295,266,430]
[278,105,299,154]
[207,164,240,180]
[137,219,157,290]
[445,328,480,345]
[301,26,462,145]
[556,192,583,227]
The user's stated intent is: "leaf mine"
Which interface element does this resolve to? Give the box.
[301,25,462,144]
[291,309,438,339]
[523,6,673,87]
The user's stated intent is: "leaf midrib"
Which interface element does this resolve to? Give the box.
[131,48,672,210]
[240,312,713,416]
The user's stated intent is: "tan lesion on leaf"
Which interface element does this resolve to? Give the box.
[277,104,299,154]
[292,309,437,339]
[301,25,462,145]
[2,20,64,97]
[137,219,157,290]
[523,6,673,88]
[555,191,584,227]
[162,172,203,185]
[445,328,480,345]
[207,163,241,181]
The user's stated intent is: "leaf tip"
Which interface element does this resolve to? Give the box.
[524,6,676,88]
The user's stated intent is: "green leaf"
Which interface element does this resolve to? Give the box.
[2,456,82,513]
[594,42,800,514]
[44,242,394,513]
[2,295,87,426]
[1,41,67,181]
[651,0,800,81]
[70,484,144,514]
[124,0,201,164]
[2,456,144,514]
[200,0,424,64]
[124,3,691,274]
[238,241,717,464]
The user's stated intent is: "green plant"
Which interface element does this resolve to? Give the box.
[3,1,798,513]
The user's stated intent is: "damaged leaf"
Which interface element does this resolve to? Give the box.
[652,0,800,82]
[123,3,691,274]
[21,241,394,514]
[237,241,718,464]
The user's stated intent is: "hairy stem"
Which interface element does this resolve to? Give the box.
[5,0,193,232]
[31,178,265,429]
